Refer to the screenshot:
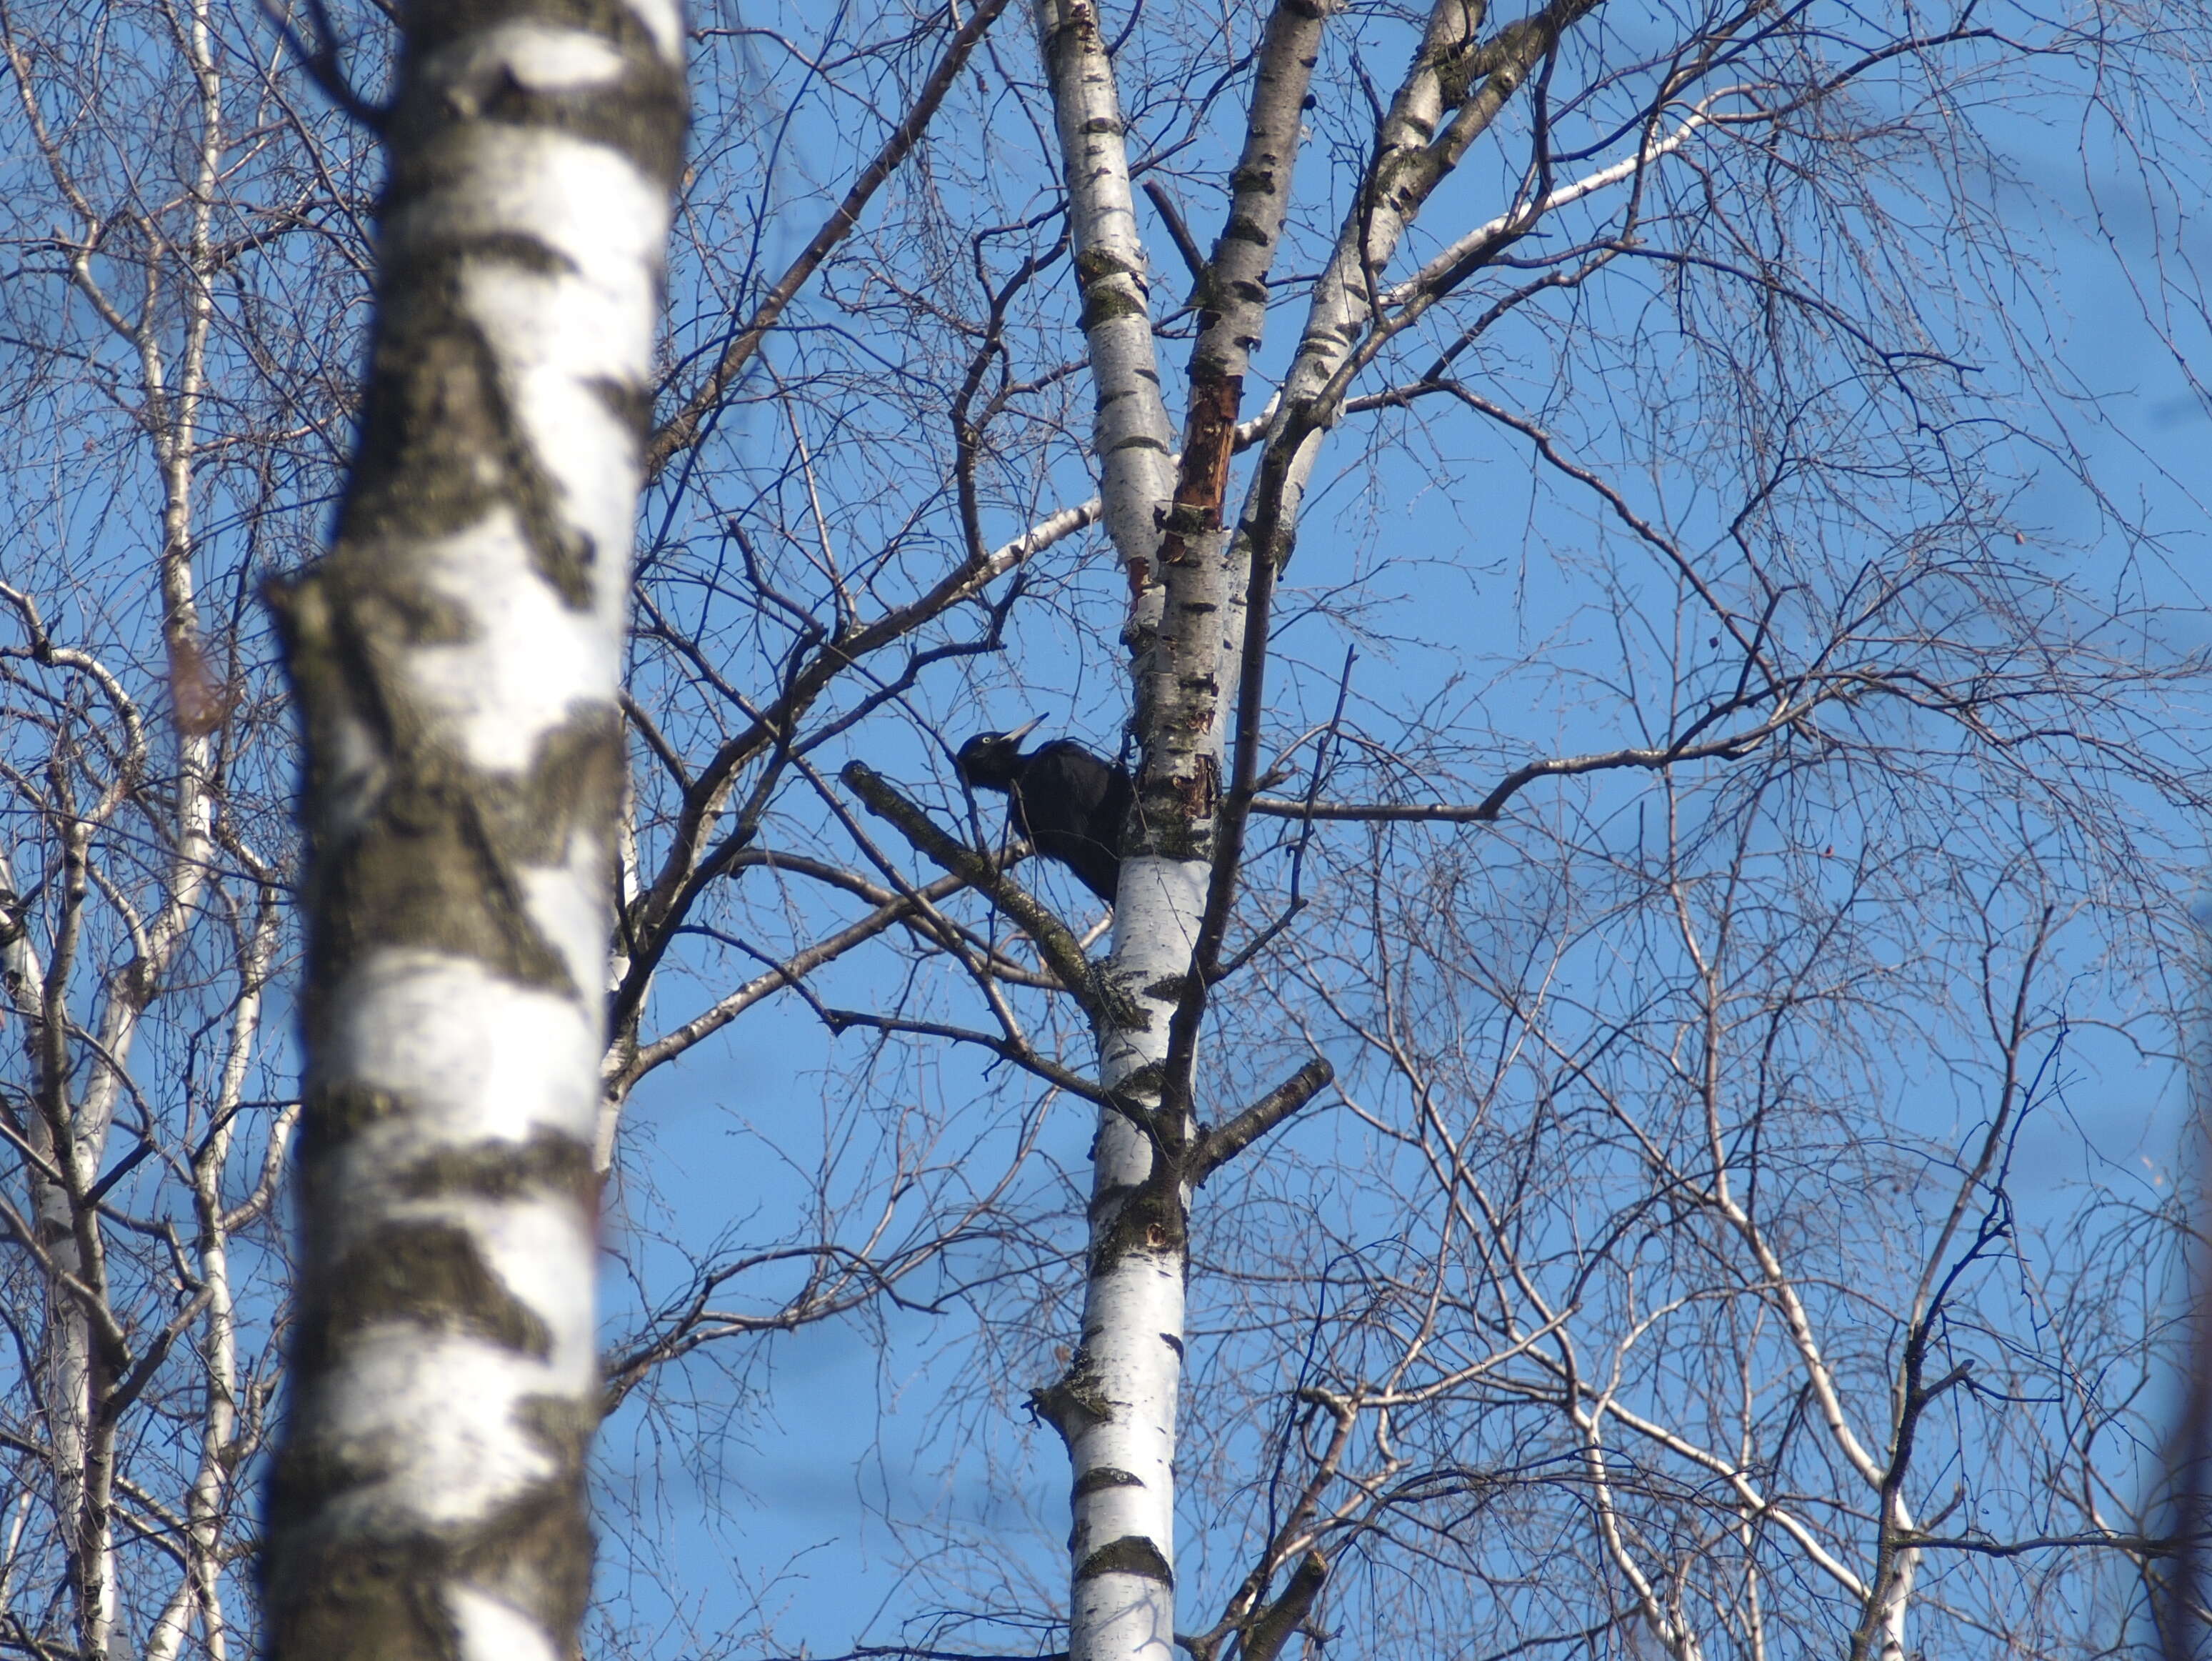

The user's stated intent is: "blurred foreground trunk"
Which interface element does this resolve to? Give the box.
[259,5,686,1657]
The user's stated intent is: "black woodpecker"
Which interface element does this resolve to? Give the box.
[954,721,1133,904]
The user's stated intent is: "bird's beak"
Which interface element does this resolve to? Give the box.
[1005,717,1044,743]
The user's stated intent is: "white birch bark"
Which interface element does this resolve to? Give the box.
[259,7,685,1659]
[1871,1517,1918,1661]
[1028,11,1328,1661]
[144,869,279,1661]
[0,842,109,1654]
[1028,9,1178,1655]
[64,4,227,1642]
[1025,14,1181,1655]
[1238,0,1603,572]
[1032,0,1176,580]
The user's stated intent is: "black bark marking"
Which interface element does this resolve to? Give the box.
[1088,1151,1186,1275]
[271,567,624,1006]
[392,1,687,187]
[262,1399,596,1661]
[1076,1535,1173,1586]
[301,1082,409,1152]
[1074,1466,1144,1497]
[394,1127,598,1209]
[1029,1354,1114,1445]
[297,1219,554,1372]
[332,234,600,608]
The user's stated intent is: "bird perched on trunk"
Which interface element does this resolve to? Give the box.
[955,721,1132,905]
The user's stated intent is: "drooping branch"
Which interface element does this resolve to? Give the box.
[814,1008,1106,1103]
[613,496,1100,1036]
[1244,716,1796,823]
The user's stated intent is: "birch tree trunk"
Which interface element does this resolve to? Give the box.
[1029,7,1654,1657]
[259,5,686,1657]
[6,1,2208,1656]
[1023,13,1179,1659]
[2,2,234,1648]
[1026,9,1328,1661]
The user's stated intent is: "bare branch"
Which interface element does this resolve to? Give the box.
[1191,1058,1333,1186]
[839,761,1102,1019]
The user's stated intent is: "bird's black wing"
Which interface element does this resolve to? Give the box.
[1011,741,1129,904]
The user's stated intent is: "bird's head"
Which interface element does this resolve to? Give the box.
[954,719,1041,790]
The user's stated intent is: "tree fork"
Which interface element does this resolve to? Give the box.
[1054,9,1335,1660]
